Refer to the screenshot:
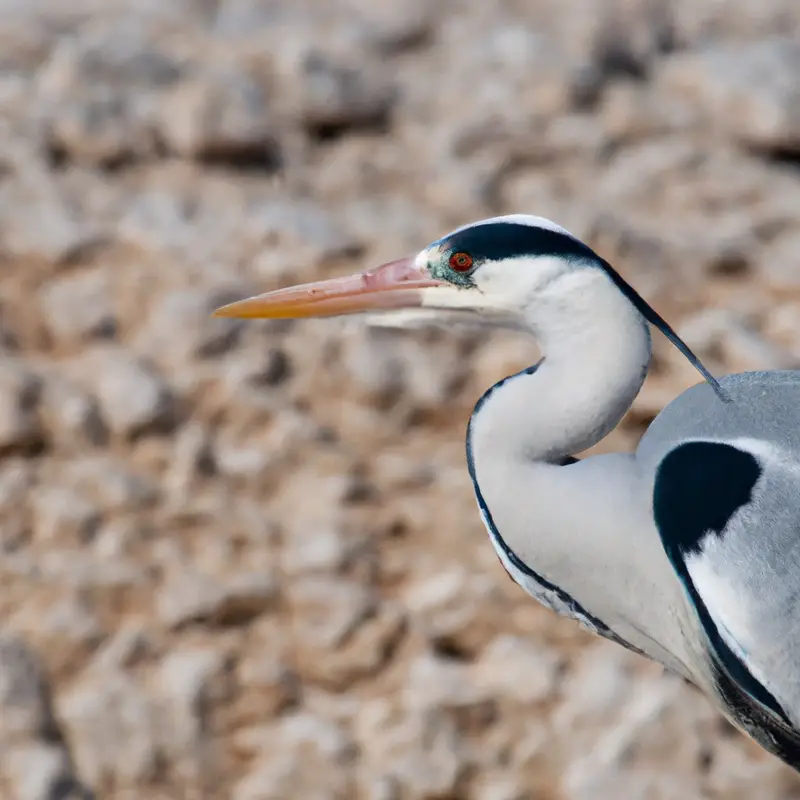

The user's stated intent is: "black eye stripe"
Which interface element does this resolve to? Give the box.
[437,222,595,264]
[433,219,725,398]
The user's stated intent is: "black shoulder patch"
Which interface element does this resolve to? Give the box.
[652,440,789,723]
[653,440,761,559]
[437,221,597,264]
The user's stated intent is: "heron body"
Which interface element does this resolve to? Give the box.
[215,214,800,770]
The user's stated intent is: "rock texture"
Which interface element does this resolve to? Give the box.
[0,1,800,799]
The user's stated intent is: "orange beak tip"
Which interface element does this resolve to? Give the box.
[211,302,246,319]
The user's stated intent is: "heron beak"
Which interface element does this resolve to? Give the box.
[213,256,447,320]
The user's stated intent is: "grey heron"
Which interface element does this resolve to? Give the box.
[214,214,800,771]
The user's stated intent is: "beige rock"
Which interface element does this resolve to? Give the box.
[39,375,108,448]
[0,359,43,455]
[59,669,161,790]
[76,346,177,438]
[157,570,278,630]
[31,486,100,544]
[39,269,116,343]
[290,577,407,689]
[289,51,395,134]
[758,228,800,291]
[0,634,58,740]
[158,63,277,164]
[232,713,354,799]
[155,646,230,788]
[281,523,351,576]
[355,696,467,799]
[37,28,184,166]
[0,175,100,263]
[2,742,89,800]
[472,634,562,705]
[659,39,800,152]
[236,649,299,719]
[134,288,245,374]
[402,566,509,657]
[0,634,90,799]
[57,455,160,513]
[7,593,105,677]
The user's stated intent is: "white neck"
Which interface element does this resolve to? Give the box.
[471,267,652,463]
[468,267,699,678]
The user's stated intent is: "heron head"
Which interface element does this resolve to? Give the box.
[212,214,596,328]
[213,213,725,398]
[412,214,603,326]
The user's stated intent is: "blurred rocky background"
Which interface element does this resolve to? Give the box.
[1,1,800,798]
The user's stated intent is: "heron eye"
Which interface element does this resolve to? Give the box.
[449,252,473,272]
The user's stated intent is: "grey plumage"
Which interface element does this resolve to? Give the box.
[643,371,800,756]
[213,213,800,772]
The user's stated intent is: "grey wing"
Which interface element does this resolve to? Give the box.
[652,435,800,763]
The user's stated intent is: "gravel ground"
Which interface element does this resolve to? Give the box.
[2,1,800,798]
